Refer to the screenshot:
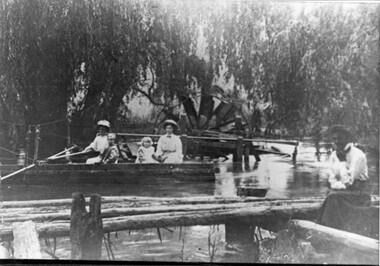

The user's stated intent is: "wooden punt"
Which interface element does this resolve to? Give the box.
[0,162,216,185]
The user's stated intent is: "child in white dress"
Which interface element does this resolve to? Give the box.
[135,137,158,163]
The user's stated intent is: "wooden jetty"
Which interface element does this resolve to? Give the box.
[0,162,215,185]
[0,195,324,241]
[0,195,378,240]
[0,194,378,261]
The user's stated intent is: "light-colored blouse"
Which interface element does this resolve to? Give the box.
[155,134,183,163]
[86,134,109,154]
[328,143,368,190]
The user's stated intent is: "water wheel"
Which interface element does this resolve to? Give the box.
[153,95,251,160]
[155,95,248,137]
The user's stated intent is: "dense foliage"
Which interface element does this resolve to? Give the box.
[0,0,378,156]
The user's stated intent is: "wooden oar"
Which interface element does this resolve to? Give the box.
[1,164,36,181]
[47,146,76,160]
[47,150,94,161]
[1,148,90,181]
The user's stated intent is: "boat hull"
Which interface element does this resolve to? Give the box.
[0,162,216,185]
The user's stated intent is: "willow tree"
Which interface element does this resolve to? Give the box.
[0,0,378,158]
[0,0,76,155]
[299,4,379,142]
[0,0,208,154]
[200,1,379,138]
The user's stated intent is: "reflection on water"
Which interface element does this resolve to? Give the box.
[1,142,379,262]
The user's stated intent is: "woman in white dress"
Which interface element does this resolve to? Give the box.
[84,120,110,164]
[154,120,183,164]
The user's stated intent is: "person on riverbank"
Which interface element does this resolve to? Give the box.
[85,120,110,164]
[135,137,158,163]
[153,119,183,163]
[102,133,120,164]
[317,125,372,235]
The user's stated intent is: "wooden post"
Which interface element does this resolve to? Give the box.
[25,126,32,166]
[234,115,243,135]
[12,221,42,259]
[225,219,259,263]
[234,136,243,163]
[83,194,102,260]
[243,142,250,164]
[292,142,298,163]
[181,134,188,160]
[33,125,41,163]
[225,219,256,243]
[70,192,103,260]
[67,116,72,148]
[70,192,86,260]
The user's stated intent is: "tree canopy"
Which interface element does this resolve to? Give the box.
[0,0,378,156]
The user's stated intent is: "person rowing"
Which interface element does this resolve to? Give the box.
[84,120,110,164]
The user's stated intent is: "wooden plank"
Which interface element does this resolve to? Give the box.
[7,195,380,209]
[12,221,42,259]
[1,198,379,241]
[291,219,379,262]
[0,201,322,240]
[0,195,357,209]
[0,200,319,223]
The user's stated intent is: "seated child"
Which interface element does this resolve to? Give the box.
[102,133,119,164]
[135,137,158,164]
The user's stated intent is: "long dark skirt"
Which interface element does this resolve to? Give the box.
[317,180,377,237]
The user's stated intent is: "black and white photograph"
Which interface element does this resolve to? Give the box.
[0,0,378,264]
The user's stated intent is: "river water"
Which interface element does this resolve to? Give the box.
[1,142,379,262]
